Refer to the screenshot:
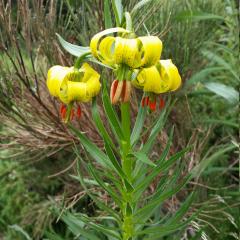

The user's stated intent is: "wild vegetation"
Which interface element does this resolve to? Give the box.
[0,0,239,239]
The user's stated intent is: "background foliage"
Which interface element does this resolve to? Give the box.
[0,0,239,239]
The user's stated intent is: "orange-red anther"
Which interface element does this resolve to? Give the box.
[159,97,165,109]
[146,96,149,106]
[149,98,157,111]
[60,105,67,119]
[77,106,82,119]
[70,109,75,121]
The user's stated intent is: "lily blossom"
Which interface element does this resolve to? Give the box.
[47,63,100,121]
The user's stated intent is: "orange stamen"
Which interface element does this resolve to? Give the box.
[77,106,82,119]
[61,105,67,119]
[149,98,156,111]
[159,97,165,109]
[146,96,149,106]
[60,103,65,114]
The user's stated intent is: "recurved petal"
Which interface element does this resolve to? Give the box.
[59,63,101,104]
[47,66,72,97]
[138,36,162,67]
[159,60,182,91]
[90,27,129,64]
[98,36,116,65]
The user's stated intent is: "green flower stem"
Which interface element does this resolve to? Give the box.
[121,102,131,178]
[74,52,91,69]
[64,102,73,123]
[121,101,134,240]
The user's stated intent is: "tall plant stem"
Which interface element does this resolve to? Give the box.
[121,101,134,240]
[121,101,131,179]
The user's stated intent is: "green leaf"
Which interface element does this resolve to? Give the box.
[132,152,156,167]
[133,146,189,202]
[9,225,32,240]
[130,96,147,146]
[175,11,225,21]
[88,163,122,206]
[102,83,124,141]
[76,159,121,222]
[104,0,113,28]
[204,82,239,104]
[60,212,100,240]
[200,118,238,128]
[78,214,121,239]
[191,144,236,178]
[56,33,90,57]
[111,0,123,26]
[124,12,133,31]
[141,99,173,154]
[137,218,192,239]
[167,192,195,225]
[104,139,126,180]
[202,50,239,80]
[186,67,225,86]
[134,175,191,223]
[70,125,112,169]
[131,0,153,15]
[45,231,65,240]
[133,127,173,185]
[92,97,116,150]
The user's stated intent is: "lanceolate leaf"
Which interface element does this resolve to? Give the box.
[175,11,225,22]
[60,212,100,240]
[134,175,191,221]
[70,125,113,169]
[166,192,195,225]
[124,12,133,31]
[133,147,189,202]
[204,82,239,104]
[141,99,173,154]
[92,97,116,150]
[132,151,156,167]
[88,163,122,206]
[133,127,173,184]
[76,159,121,222]
[131,0,153,15]
[78,214,121,239]
[137,216,194,239]
[104,0,113,28]
[131,96,147,146]
[56,33,90,57]
[104,139,125,179]
[111,0,123,26]
[102,83,124,141]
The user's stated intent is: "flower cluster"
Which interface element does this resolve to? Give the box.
[46,28,182,122]
[90,28,181,110]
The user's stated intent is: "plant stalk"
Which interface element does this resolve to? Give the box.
[121,101,134,240]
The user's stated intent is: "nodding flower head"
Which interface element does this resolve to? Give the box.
[132,59,181,94]
[133,59,181,111]
[46,63,100,121]
[90,29,162,69]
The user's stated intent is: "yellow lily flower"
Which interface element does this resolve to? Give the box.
[90,29,162,68]
[158,59,182,91]
[132,59,181,111]
[46,63,100,121]
[59,63,101,104]
[47,66,73,97]
[132,59,181,94]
